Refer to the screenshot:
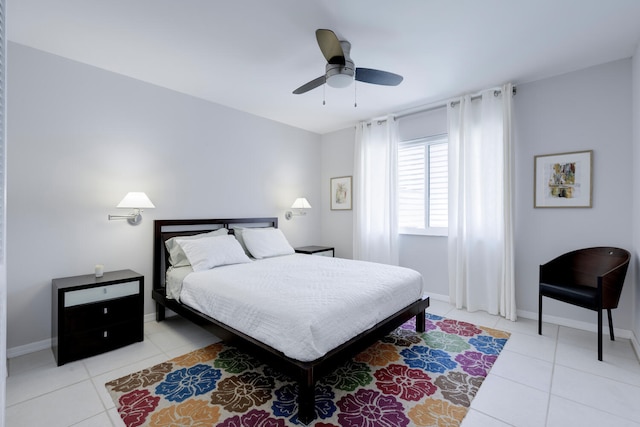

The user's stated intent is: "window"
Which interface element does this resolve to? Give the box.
[398,134,448,235]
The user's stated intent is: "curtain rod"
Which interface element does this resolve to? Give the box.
[448,86,517,108]
[398,86,517,120]
[369,86,517,125]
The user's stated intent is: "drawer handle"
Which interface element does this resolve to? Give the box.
[103,307,108,315]
[103,331,108,338]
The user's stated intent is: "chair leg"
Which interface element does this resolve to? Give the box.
[607,309,615,341]
[538,293,542,335]
[597,309,603,361]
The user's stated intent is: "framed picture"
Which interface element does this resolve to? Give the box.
[534,150,593,208]
[330,176,352,210]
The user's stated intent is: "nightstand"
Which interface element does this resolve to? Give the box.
[295,245,335,257]
[52,269,144,366]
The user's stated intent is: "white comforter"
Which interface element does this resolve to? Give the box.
[178,254,424,362]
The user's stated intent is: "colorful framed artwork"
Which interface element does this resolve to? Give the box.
[534,150,593,208]
[330,176,352,210]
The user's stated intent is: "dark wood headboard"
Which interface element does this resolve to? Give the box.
[152,217,278,292]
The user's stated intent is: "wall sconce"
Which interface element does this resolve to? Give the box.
[285,197,311,220]
[108,192,155,225]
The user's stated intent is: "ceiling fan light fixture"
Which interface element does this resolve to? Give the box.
[327,73,353,88]
[325,61,355,88]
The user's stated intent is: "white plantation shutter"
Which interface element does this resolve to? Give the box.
[398,141,425,228]
[428,141,448,228]
[398,135,448,234]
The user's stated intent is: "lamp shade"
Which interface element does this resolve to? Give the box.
[291,197,311,209]
[116,192,155,209]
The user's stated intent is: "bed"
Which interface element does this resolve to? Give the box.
[152,217,430,424]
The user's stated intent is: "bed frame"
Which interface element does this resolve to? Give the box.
[152,218,430,425]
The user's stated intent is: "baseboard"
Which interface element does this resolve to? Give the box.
[424,292,449,303]
[632,331,640,361]
[517,308,634,340]
[144,312,157,323]
[7,338,51,359]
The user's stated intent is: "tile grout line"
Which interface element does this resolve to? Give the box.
[553,356,640,388]
[543,323,559,427]
[545,362,640,426]
[5,372,89,409]
[5,378,102,415]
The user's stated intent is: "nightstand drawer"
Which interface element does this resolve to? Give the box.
[63,295,140,331]
[64,280,140,307]
[62,318,143,362]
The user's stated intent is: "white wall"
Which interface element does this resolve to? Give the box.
[320,127,355,259]
[514,59,634,330]
[7,43,322,352]
[321,58,636,332]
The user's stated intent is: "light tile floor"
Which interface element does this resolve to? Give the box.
[5,299,640,426]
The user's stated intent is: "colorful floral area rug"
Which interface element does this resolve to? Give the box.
[106,313,510,426]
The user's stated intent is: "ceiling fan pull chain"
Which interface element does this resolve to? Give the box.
[354,81,357,107]
[323,83,326,106]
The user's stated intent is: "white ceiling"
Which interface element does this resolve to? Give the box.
[8,0,640,134]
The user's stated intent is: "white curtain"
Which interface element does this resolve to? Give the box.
[447,84,516,320]
[353,116,399,265]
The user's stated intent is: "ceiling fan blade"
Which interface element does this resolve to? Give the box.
[316,29,345,65]
[355,68,403,86]
[293,75,326,94]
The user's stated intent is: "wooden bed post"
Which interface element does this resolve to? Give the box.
[416,309,426,333]
[297,367,315,425]
[156,303,165,322]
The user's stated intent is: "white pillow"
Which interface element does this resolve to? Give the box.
[166,228,229,267]
[232,227,274,256]
[175,234,251,271]
[242,228,295,259]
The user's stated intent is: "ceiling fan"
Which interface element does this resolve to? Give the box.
[293,29,403,95]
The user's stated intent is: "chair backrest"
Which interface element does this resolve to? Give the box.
[542,247,630,308]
